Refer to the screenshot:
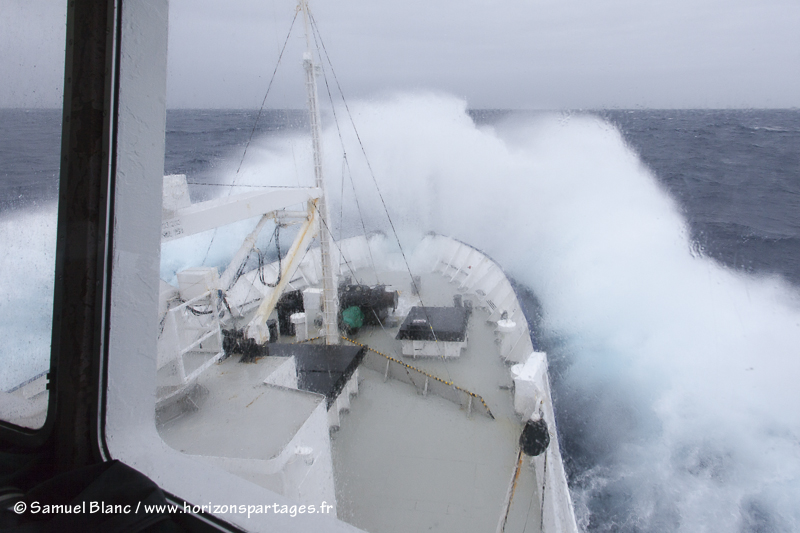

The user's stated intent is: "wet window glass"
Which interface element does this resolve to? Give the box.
[153,2,577,531]
[0,1,66,429]
[149,1,800,531]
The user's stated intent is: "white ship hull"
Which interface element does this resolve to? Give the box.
[156,232,579,533]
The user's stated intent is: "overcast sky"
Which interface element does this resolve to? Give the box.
[2,0,799,109]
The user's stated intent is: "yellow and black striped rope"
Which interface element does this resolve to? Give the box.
[340,335,494,419]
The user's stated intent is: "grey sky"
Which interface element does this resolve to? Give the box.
[0,0,67,108]
[2,0,799,109]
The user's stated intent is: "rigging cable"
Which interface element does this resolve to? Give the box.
[309,10,423,299]
[339,155,346,242]
[220,291,238,328]
[308,17,380,283]
[540,449,549,532]
[233,219,276,314]
[234,10,298,179]
[309,10,455,386]
[343,154,381,283]
[201,11,298,266]
[261,225,283,288]
[311,200,361,285]
[187,183,314,189]
[521,449,538,533]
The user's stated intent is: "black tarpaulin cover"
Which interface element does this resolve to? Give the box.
[395,306,470,342]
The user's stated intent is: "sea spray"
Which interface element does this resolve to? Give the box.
[229,93,800,531]
[0,203,57,390]
[6,94,794,530]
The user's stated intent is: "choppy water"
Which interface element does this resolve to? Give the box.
[2,100,799,531]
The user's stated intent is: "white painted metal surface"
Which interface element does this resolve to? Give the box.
[105,4,579,533]
[399,338,467,358]
[160,187,320,242]
[264,357,299,389]
[496,318,517,359]
[160,362,338,509]
[245,206,319,343]
[218,213,272,291]
[291,312,309,341]
[103,3,359,531]
[162,174,191,214]
[300,0,339,346]
[512,351,548,419]
[176,266,219,301]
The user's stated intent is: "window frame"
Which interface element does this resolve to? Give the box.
[76,1,358,531]
[0,0,114,448]
[2,2,360,531]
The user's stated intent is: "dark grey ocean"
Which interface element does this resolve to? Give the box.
[2,107,799,532]
[4,108,799,288]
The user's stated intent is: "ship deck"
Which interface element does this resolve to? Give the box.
[155,239,557,532]
[331,270,544,533]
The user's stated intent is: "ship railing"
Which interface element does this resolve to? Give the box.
[157,289,225,401]
[341,336,494,419]
[426,234,524,324]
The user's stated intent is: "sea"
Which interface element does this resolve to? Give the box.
[1,101,799,532]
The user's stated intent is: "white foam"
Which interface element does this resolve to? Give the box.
[0,204,57,391]
[6,93,789,529]
[216,93,800,530]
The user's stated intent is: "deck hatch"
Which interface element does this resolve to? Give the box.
[268,344,365,408]
[396,306,470,342]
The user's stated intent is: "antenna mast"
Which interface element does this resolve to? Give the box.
[300,0,339,345]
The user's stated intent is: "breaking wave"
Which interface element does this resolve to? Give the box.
[0,204,57,391]
[4,93,799,531]
[231,93,800,532]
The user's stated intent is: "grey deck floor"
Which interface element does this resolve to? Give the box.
[158,355,321,461]
[332,271,543,533]
[156,267,545,532]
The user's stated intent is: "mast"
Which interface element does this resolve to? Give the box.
[300,0,339,345]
